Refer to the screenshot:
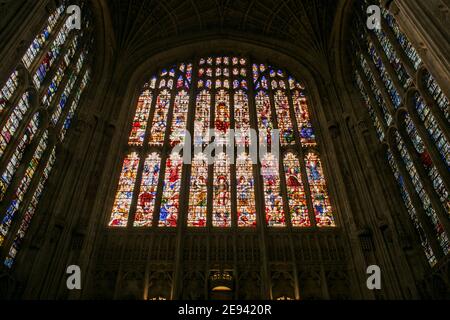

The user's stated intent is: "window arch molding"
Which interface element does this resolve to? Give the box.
[104,46,341,230]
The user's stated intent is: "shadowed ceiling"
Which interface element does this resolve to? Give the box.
[106,0,341,56]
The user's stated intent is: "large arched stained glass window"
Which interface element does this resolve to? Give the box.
[353,0,450,266]
[109,56,336,229]
[0,1,93,268]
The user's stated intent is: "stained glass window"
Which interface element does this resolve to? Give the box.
[0,131,48,247]
[354,0,450,264]
[110,55,335,231]
[0,92,32,159]
[149,90,171,146]
[387,150,437,266]
[0,2,92,268]
[0,71,19,114]
[423,71,449,122]
[0,113,39,201]
[413,92,449,167]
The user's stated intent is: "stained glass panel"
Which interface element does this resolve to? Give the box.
[261,154,285,227]
[159,153,183,227]
[128,90,152,146]
[149,90,171,146]
[188,153,208,227]
[284,153,310,227]
[305,153,335,227]
[212,152,231,227]
[108,152,140,227]
[134,153,161,227]
[236,153,256,227]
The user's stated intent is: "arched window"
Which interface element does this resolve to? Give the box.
[0,1,93,268]
[353,0,450,266]
[109,55,336,229]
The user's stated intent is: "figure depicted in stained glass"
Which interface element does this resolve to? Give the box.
[261,154,285,226]
[284,152,310,227]
[213,152,231,227]
[188,153,208,227]
[159,153,183,227]
[129,90,152,146]
[305,153,335,227]
[109,153,140,227]
[149,90,171,146]
[236,153,257,226]
[274,90,295,145]
[134,153,161,227]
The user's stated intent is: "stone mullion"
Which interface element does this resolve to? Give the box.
[126,69,163,228]
[368,32,406,96]
[0,131,57,259]
[26,12,69,76]
[356,66,389,135]
[396,125,450,236]
[388,139,444,259]
[229,76,239,298]
[415,68,450,143]
[229,86,238,230]
[284,77,317,228]
[380,18,416,77]
[403,93,450,194]
[361,50,397,116]
[172,58,199,299]
[246,57,270,299]
[267,82,291,229]
[151,68,182,227]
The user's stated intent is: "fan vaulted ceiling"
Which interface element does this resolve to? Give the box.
[106,0,341,55]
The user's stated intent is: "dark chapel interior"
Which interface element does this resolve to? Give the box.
[0,0,449,300]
